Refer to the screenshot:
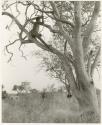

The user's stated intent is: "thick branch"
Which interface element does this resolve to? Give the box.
[37,22,60,33]
[2,12,22,30]
[91,47,101,77]
[61,57,77,92]
[73,2,81,36]
[87,50,93,76]
[82,1,101,56]
[72,2,91,87]
[50,2,74,50]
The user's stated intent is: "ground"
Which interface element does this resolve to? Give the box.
[2,90,101,123]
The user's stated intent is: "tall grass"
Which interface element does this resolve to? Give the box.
[2,91,100,123]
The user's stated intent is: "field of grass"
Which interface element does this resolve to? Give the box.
[2,91,101,123]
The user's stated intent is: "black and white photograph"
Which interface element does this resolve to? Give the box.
[1,0,101,123]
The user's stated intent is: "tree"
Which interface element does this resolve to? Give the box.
[2,84,4,91]
[2,85,8,99]
[2,1,101,122]
[21,81,31,93]
[12,85,19,93]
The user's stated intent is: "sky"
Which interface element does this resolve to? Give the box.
[0,1,101,93]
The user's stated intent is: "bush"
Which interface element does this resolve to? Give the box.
[2,91,8,99]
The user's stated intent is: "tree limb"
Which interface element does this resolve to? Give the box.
[90,46,101,77]
[2,12,23,29]
[53,15,74,28]
[82,1,101,57]
[5,39,19,62]
[73,2,82,36]
[2,12,64,59]
[50,1,74,50]
[18,43,27,60]
[37,22,60,33]
[87,50,93,76]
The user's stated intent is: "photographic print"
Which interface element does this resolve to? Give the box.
[1,0,101,123]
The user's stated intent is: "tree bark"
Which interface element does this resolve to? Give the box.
[78,87,100,123]
[63,60,100,122]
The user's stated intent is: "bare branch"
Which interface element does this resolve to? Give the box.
[2,12,23,30]
[30,2,53,14]
[50,1,73,50]
[32,2,74,28]
[87,50,93,76]
[82,18,90,27]
[90,46,101,77]
[2,12,67,59]
[2,2,16,11]
[5,39,19,62]
[16,1,20,17]
[18,43,27,60]
[17,1,31,6]
[53,15,74,28]
[64,40,67,54]
[82,1,101,56]
[37,22,60,33]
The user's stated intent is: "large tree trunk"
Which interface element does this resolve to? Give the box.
[72,41,100,122]
[64,65,100,122]
[63,58,100,123]
[67,2,100,122]
[76,85,100,123]
[60,50,100,122]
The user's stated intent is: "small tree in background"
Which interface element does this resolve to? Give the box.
[21,82,31,93]
[12,85,19,94]
[2,85,8,99]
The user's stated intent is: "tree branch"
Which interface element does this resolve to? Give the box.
[73,2,82,36]
[2,12,64,59]
[5,39,19,62]
[90,46,101,77]
[18,43,27,60]
[2,12,23,29]
[87,50,93,76]
[50,1,74,50]
[53,15,74,28]
[82,1,101,57]
[37,22,60,33]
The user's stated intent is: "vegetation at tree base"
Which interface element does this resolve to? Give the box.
[2,1,101,123]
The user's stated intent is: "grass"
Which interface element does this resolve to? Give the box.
[2,91,101,123]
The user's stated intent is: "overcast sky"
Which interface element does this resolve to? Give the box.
[0,1,101,93]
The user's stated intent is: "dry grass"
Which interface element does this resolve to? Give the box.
[2,91,100,123]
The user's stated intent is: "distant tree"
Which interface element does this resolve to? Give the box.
[2,84,4,91]
[30,89,38,93]
[2,90,8,99]
[21,82,31,93]
[41,88,47,100]
[12,85,19,93]
[19,85,24,93]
